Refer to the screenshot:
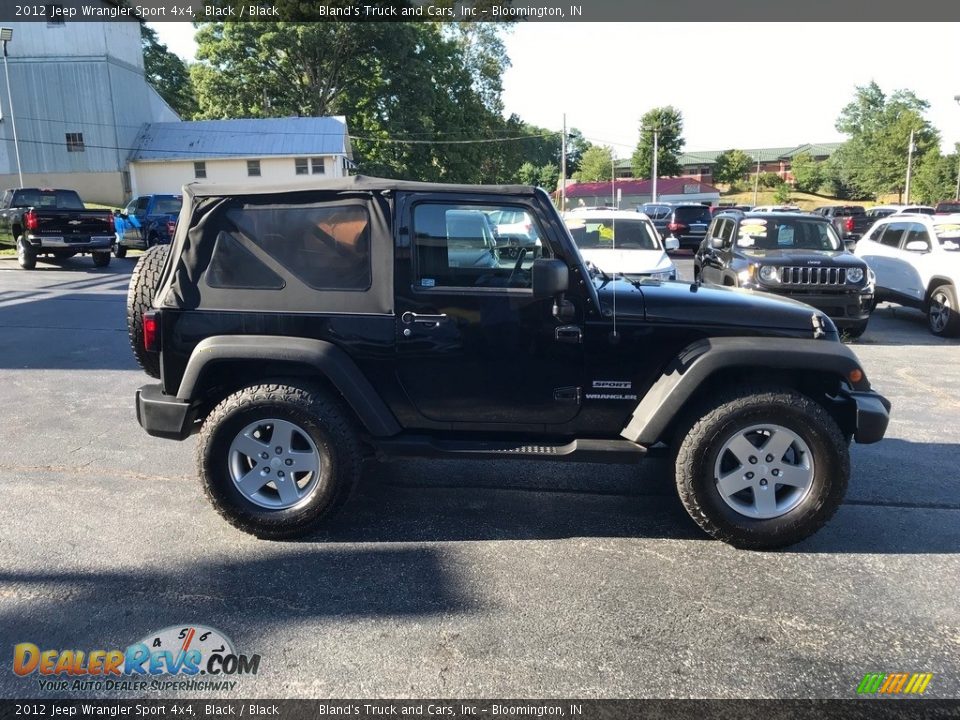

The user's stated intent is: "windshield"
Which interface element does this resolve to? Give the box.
[933,222,960,250]
[735,218,842,251]
[566,217,661,251]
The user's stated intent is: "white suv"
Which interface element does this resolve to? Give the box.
[854,213,960,336]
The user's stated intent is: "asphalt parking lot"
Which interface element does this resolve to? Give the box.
[0,253,958,700]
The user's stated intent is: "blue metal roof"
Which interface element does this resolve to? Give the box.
[130,116,350,161]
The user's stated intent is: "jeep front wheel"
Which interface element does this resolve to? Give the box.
[675,388,848,549]
[196,384,362,539]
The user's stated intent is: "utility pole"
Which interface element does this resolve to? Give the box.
[651,129,659,203]
[752,155,761,206]
[610,147,616,208]
[905,129,915,205]
[560,113,567,212]
[1,28,24,189]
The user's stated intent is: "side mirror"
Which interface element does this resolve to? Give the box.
[532,258,569,299]
[843,239,856,252]
[904,240,929,253]
[710,237,724,250]
[665,237,680,251]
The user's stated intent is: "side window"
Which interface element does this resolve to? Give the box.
[879,222,910,248]
[124,200,138,216]
[902,223,931,252]
[412,203,543,290]
[718,219,735,247]
[134,197,150,216]
[214,203,372,291]
[864,223,885,242]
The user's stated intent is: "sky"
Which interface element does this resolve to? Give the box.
[150,22,960,155]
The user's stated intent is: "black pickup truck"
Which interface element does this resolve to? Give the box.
[813,206,873,245]
[128,176,891,550]
[0,188,116,269]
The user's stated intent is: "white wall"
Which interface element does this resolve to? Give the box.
[130,155,345,195]
[6,17,143,69]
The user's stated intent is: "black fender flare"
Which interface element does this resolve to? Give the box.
[620,336,868,445]
[178,335,401,437]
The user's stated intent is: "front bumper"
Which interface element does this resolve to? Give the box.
[767,288,873,326]
[28,234,114,250]
[841,388,891,444]
[136,384,196,441]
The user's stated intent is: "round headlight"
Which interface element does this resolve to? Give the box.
[847,267,864,283]
[759,265,780,283]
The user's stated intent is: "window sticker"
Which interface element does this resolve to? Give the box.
[934,223,960,239]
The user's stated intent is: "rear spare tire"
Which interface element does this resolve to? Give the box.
[126,244,169,379]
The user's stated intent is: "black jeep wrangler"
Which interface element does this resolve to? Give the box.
[129,177,890,549]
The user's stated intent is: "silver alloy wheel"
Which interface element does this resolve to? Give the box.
[713,423,815,519]
[228,418,322,510]
[929,290,951,334]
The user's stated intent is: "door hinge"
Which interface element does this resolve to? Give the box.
[554,386,581,402]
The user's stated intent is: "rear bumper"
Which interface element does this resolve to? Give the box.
[842,389,891,444]
[27,234,113,250]
[136,384,196,441]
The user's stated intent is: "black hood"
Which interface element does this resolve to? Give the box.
[594,278,831,333]
[737,248,867,268]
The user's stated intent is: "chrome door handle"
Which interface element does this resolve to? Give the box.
[401,311,447,326]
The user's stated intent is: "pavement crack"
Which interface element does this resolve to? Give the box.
[844,499,960,511]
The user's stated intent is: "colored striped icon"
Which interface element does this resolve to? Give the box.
[857,672,933,694]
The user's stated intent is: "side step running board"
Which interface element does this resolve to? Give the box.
[374,436,647,464]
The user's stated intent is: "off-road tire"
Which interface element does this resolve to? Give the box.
[197,384,362,539]
[16,237,36,269]
[927,283,960,338]
[126,244,169,378]
[92,251,111,268]
[113,242,127,258]
[675,387,849,550]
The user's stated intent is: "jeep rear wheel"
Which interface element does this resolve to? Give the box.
[927,283,960,338]
[197,384,362,539]
[675,387,848,549]
[113,241,127,258]
[92,251,111,268]
[126,244,169,379]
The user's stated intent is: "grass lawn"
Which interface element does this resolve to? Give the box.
[719,187,904,210]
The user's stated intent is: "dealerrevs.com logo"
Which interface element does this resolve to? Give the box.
[856,672,934,695]
[13,625,261,693]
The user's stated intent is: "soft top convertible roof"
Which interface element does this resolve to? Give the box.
[182,174,540,199]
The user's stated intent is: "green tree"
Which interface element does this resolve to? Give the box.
[834,81,941,199]
[790,152,822,193]
[758,172,781,189]
[773,183,792,205]
[912,149,959,204]
[576,146,614,183]
[517,162,539,185]
[537,163,560,191]
[190,22,518,183]
[712,149,752,185]
[141,24,197,119]
[564,128,592,178]
[631,106,684,179]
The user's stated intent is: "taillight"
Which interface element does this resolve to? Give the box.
[845,216,855,232]
[667,221,687,233]
[24,210,39,231]
[142,311,159,352]
[166,220,176,237]
[104,214,114,227]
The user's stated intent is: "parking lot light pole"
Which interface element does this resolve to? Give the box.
[1,27,24,189]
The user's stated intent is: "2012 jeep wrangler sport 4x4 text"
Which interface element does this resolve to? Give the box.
[130,177,891,549]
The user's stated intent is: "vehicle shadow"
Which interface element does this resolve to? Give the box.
[299,443,960,554]
[850,304,960,347]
